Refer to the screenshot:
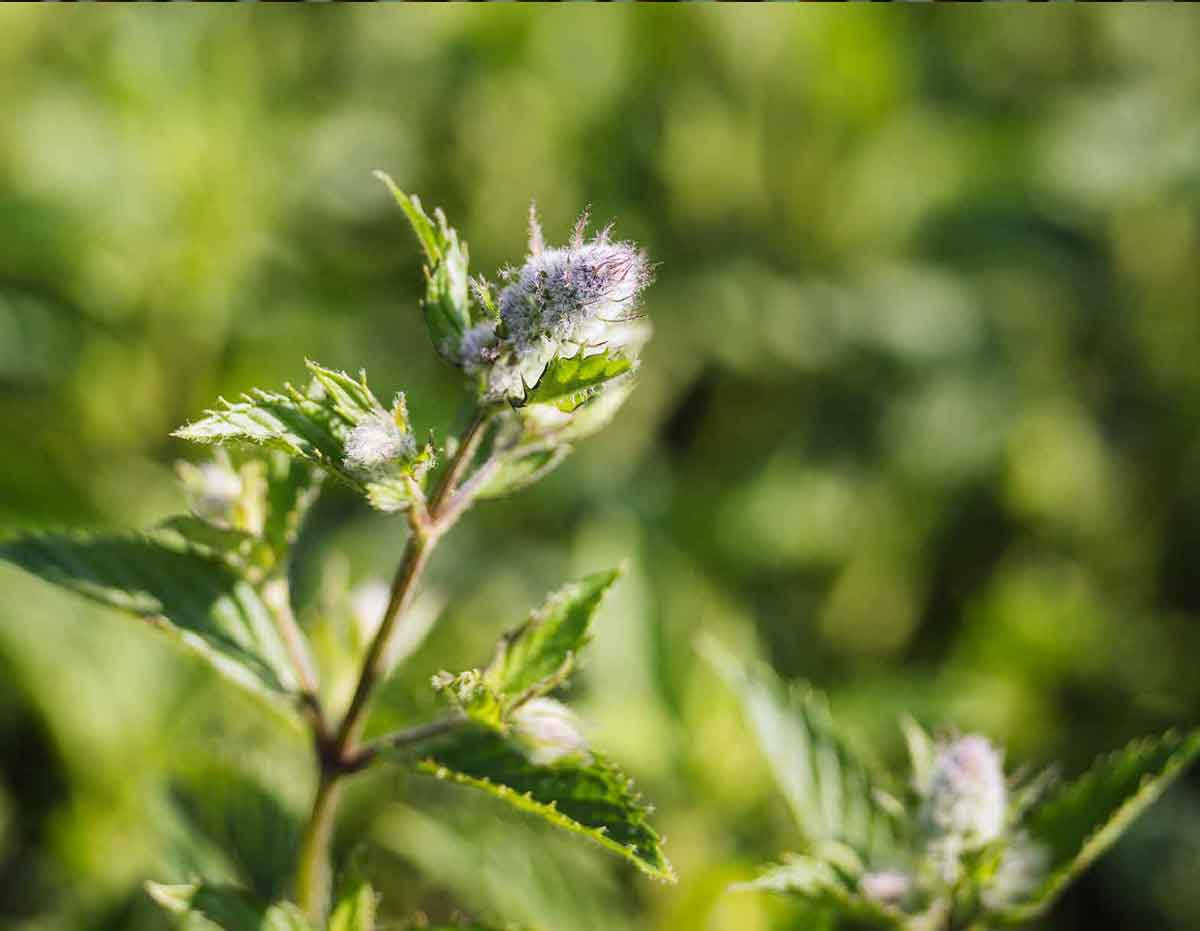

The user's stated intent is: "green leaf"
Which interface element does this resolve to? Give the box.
[146,882,313,931]
[263,453,322,558]
[476,446,571,501]
[484,569,622,703]
[328,877,376,931]
[173,361,431,514]
[170,766,301,901]
[735,854,904,928]
[999,729,1200,922]
[156,516,276,578]
[700,638,900,859]
[416,726,674,882]
[521,350,633,412]
[0,530,299,710]
[375,171,476,363]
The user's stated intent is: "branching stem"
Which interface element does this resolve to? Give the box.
[293,403,496,923]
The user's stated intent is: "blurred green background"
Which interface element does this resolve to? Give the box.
[3,6,1200,930]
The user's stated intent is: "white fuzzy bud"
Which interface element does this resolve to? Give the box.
[982,832,1048,910]
[511,698,592,767]
[343,411,416,472]
[923,735,1007,849]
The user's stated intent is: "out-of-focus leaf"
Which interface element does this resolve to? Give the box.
[0,531,299,710]
[521,350,632,412]
[328,876,376,931]
[999,730,1200,922]
[156,516,276,578]
[170,766,301,901]
[376,171,476,363]
[735,854,905,928]
[263,453,322,558]
[476,446,570,501]
[173,361,431,514]
[484,569,621,703]
[700,638,900,860]
[146,882,312,931]
[415,726,674,882]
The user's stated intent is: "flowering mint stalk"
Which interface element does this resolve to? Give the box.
[0,178,671,930]
[704,638,1200,931]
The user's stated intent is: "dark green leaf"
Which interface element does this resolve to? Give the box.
[416,727,674,882]
[700,638,900,859]
[484,569,621,703]
[521,350,633,412]
[173,361,430,514]
[146,882,312,931]
[1000,729,1200,921]
[0,531,299,710]
[170,767,301,901]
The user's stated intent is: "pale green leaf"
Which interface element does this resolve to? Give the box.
[700,638,900,859]
[375,171,476,363]
[999,729,1200,922]
[173,361,430,513]
[476,446,571,501]
[416,726,674,882]
[146,882,313,931]
[521,350,633,412]
[328,877,376,931]
[484,569,621,703]
[0,531,299,710]
[735,854,905,928]
[263,453,322,557]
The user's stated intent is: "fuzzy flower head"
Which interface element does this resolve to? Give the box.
[343,400,417,474]
[498,208,652,355]
[922,735,1008,849]
[511,698,592,767]
[859,869,913,907]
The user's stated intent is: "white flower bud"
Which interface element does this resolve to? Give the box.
[859,869,912,906]
[923,735,1007,849]
[511,698,592,767]
[344,411,416,472]
[982,832,1047,910]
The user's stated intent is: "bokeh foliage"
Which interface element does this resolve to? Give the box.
[2,6,1200,930]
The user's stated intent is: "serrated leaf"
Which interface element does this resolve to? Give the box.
[328,877,376,931]
[146,882,313,931]
[700,638,899,860]
[484,569,621,703]
[999,729,1200,922]
[174,361,429,514]
[735,854,905,928]
[0,531,299,710]
[476,446,571,501]
[521,350,633,412]
[170,767,301,901]
[416,726,674,882]
[375,171,476,363]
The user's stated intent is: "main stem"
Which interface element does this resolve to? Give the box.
[294,405,493,923]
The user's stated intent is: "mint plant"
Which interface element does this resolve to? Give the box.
[0,175,670,930]
[703,640,1200,931]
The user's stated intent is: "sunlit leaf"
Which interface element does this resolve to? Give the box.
[484,569,621,704]
[521,350,633,412]
[0,531,299,710]
[328,876,376,931]
[375,171,476,363]
[999,729,1200,922]
[476,446,570,501]
[173,361,431,513]
[415,727,674,882]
